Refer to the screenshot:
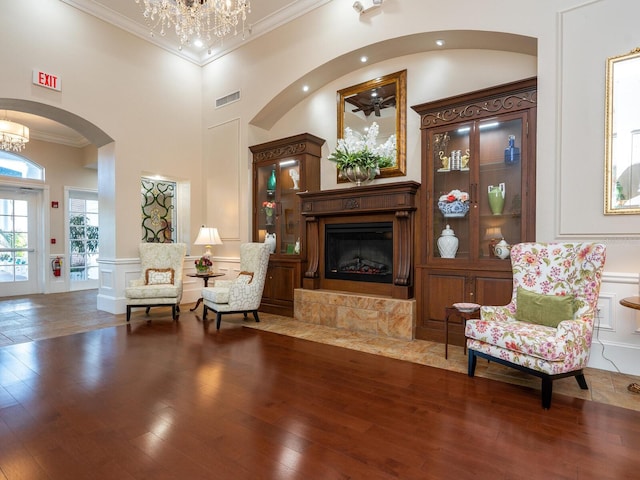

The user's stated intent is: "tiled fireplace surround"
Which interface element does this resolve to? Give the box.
[294,181,420,341]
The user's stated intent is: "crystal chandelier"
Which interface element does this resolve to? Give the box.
[0,118,29,153]
[134,0,251,48]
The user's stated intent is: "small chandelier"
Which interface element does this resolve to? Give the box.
[134,0,251,48]
[0,118,29,153]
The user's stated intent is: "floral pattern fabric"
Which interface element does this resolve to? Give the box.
[465,242,606,375]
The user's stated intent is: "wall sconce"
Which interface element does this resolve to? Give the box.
[353,0,383,15]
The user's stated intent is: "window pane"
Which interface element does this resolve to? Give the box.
[0,152,44,180]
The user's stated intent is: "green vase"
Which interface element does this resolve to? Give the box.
[267,169,276,193]
[488,183,505,215]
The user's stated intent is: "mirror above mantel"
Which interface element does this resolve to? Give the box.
[337,69,407,181]
[605,48,640,214]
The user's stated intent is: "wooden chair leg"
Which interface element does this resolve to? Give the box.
[202,305,208,320]
[252,311,260,323]
[145,307,151,315]
[467,349,477,377]
[126,306,131,322]
[575,373,589,390]
[171,305,177,320]
[216,312,223,330]
[541,377,553,409]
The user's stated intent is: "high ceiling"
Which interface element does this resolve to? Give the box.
[60,0,331,65]
[5,1,330,148]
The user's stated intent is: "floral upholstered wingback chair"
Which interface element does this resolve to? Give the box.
[201,242,270,330]
[125,243,187,322]
[465,242,606,408]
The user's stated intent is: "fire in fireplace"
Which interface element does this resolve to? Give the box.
[324,222,393,284]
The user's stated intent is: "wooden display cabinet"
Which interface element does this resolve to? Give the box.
[250,133,325,316]
[412,78,537,344]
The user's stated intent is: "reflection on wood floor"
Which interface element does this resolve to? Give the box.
[1,290,640,478]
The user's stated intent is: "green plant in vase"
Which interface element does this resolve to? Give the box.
[194,256,212,274]
[328,122,396,186]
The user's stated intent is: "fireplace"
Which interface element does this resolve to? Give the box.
[299,181,419,299]
[325,222,393,284]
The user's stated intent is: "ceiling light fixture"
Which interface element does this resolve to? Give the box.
[134,0,251,48]
[0,115,29,153]
[353,0,383,15]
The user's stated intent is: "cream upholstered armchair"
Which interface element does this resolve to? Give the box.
[202,242,270,330]
[125,243,187,322]
[465,242,606,409]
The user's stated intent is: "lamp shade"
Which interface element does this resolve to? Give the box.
[484,227,503,240]
[194,226,222,256]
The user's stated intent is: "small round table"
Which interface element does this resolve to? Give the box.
[188,272,224,312]
[444,306,480,359]
[619,296,640,393]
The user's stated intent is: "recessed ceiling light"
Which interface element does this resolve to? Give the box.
[360,56,368,63]
[302,85,309,92]
[193,39,204,48]
[435,39,445,47]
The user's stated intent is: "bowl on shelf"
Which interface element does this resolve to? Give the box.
[438,200,470,218]
[453,302,481,313]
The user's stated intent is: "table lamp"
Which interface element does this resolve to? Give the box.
[484,227,502,257]
[194,225,223,257]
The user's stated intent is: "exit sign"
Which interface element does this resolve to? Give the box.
[33,69,61,91]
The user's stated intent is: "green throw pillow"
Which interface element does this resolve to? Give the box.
[515,287,575,328]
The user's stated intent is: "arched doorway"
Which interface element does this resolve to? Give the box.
[0,99,113,295]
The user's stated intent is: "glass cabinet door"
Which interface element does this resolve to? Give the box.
[277,159,301,254]
[431,124,472,260]
[256,162,277,237]
[478,115,524,259]
[255,158,302,255]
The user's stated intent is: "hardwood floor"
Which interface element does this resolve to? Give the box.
[1,291,640,479]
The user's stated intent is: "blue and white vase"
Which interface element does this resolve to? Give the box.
[504,135,520,164]
[438,200,470,218]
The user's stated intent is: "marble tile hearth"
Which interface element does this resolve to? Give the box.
[294,288,416,341]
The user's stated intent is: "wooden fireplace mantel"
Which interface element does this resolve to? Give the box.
[299,181,420,299]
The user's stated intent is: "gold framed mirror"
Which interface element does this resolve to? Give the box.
[605,48,640,214]
[337,69,406,181]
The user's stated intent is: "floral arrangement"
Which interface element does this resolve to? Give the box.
[439,189,469,203]
[262,201,276,215]
[327,122,396,171]
[195,256,212,271]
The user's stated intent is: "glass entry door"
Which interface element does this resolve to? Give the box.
[0,188,39,296]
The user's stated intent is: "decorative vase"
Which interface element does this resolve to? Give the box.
[340,166,379,186]
[437,224,459,258]
[487,183,505,215]
[494,239,511,259]
[264,232,276,254]
[504,135,520,164]
[265,211,274,225]
[438,200,470,218]
[267,169,277,194]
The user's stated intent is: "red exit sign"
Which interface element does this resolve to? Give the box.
[33,70,61,91]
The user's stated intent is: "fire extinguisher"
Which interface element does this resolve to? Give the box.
[52,257,62,277]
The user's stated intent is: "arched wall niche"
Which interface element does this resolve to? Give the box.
[249,30,537,130]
